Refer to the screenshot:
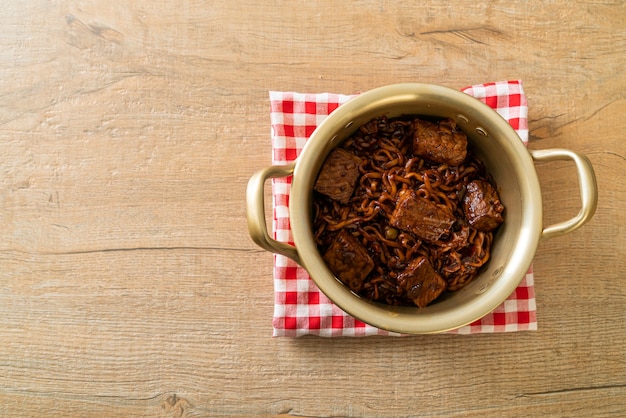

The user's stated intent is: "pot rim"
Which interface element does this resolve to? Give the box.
[289,83,541,334]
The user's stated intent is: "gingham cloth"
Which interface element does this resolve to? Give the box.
[269,80,537,337]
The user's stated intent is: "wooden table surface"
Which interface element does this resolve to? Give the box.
[1,1,625,416]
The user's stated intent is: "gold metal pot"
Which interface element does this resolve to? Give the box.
[247,83,598,334]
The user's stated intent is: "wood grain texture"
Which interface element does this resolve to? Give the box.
[1,0,624,416]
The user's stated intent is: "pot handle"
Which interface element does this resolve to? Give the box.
[246,163,300,263]
[530,148,598,240]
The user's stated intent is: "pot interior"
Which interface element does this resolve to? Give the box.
[290,84,541,333]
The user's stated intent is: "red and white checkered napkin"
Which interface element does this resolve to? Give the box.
[269,80,537,337]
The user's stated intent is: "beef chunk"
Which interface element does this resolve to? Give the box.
[463,180,504,231]
[323,229,375,292]
[390,190,456,243]
[412,118,468,166]
[314,148,361,204]
[397,256,447,308]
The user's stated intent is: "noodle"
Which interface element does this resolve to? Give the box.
[313,115,503,307]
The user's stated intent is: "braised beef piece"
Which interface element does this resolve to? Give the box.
[323,229,375,292]
[314,148,361,204]
[390,189,455,243]
[412,118,467,166]
[397,256,447,308]
[463,179,504,231]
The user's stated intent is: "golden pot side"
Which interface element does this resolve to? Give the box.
[289,84,542,334]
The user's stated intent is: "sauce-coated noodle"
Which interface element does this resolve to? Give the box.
[313,115,503,307]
